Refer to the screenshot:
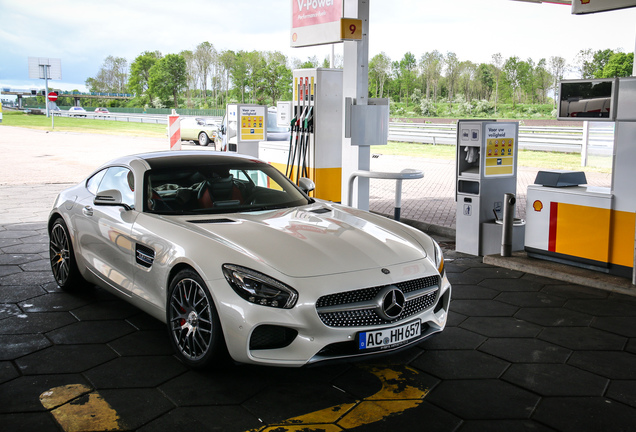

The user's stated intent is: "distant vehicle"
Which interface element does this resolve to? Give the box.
[68,107,87,117]
[180,117,218,147]
[50,106,62,115]
[94,107,110,115]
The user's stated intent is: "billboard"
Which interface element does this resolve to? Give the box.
[290,0,344,47]
[28,57,62,80]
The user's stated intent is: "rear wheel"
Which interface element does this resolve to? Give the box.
[49,217,84,290]
[167,269,226,368]
[198,132,210,146]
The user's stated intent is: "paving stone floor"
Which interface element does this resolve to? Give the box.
[1,223,635,431]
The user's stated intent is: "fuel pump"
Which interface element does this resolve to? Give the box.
[259,68,343,201]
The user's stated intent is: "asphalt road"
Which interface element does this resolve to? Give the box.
[0,127,191,185]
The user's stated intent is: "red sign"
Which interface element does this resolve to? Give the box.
[47,92,58,102]
[292,0,342,29]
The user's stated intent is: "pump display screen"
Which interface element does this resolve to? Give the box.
[558,79,616,121]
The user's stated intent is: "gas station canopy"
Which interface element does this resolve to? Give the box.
[513,0,636,14]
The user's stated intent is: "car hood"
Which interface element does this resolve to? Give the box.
[182,205,426,278]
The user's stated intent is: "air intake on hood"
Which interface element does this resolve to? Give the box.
[309,208,331,214]
[188,218,237,224]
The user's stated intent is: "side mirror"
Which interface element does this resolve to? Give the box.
[298,177,315,194]
[220,124,226,135]
[94,189,132,211]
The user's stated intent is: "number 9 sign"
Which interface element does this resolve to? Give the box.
[340,18,362,40]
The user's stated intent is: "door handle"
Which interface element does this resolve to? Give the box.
[83,206,94,217]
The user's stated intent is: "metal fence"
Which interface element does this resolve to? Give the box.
[388,122,615,156]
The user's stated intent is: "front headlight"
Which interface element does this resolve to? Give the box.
[433,239,445,276]
[222,264,298,309]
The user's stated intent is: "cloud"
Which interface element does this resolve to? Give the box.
[1,0,636,93]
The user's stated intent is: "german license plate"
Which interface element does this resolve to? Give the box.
[357,320,421,351]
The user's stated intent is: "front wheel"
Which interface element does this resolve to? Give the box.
[198,132,210,146]
[167,269,226,368]
[49,217,84,290]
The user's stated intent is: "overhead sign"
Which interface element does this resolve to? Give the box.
[572,0,636,14]
[28,57,62,80]
[47,92,58,102]
[290,0,344,47]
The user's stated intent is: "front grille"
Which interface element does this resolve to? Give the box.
[316,276,439,328]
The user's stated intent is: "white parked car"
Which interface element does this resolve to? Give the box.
[68,106,87,117]
[48,151,450,368]
[179,117,218,147]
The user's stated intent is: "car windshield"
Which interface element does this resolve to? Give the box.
[144,162,312,215]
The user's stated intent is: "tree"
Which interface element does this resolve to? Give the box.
[445,52,460,103]
[230,51,250,103]
[575,49,595,79]
[549,56,567,109]
[535,59,552,104]
[87,56,128,94]
[591,49,615,78]
[503,56,525,107]
[420,50,443,101]
[399,52,417,107]
[458,60,477,101]
[245,51,265,103]
[217,50,235,107]
[148,53,187,108]
[475,63,494,101]
[194,42,216,105]
[260,51,292,105]
[598,52,634,78]
[128,51,162,106]
[369,52,391,98]
[491,53,503,113]
[181,50,196,108]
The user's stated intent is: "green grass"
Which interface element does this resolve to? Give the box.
[375,141,612,173]
[0,110,166,137]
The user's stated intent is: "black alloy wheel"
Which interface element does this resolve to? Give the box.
[167,269,226,368]
[49,217,83,289]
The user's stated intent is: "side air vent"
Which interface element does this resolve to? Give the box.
[136,244,155,268]
[188,218,237,224]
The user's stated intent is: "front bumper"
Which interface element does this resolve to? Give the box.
[211,260,451,367]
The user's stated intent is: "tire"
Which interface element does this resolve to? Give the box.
[198,132,210,146]
[49,217,84,290]
[167,269,227,368]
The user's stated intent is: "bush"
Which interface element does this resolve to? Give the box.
[473,99,495,116]
[410,88,422,106]
[420,99,437,116]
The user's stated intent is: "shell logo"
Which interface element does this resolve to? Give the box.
[292,33,298,42]
[580,0,590,3]
[533,200,543,212]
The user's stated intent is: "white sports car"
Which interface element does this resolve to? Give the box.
[48,151,451,368]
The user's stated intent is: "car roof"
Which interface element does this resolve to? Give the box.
[104,151,265,171]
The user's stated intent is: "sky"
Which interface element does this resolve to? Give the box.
[1,0,636,97]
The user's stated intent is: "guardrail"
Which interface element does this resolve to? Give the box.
[388,122,615,155]
[54,112,224,125]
